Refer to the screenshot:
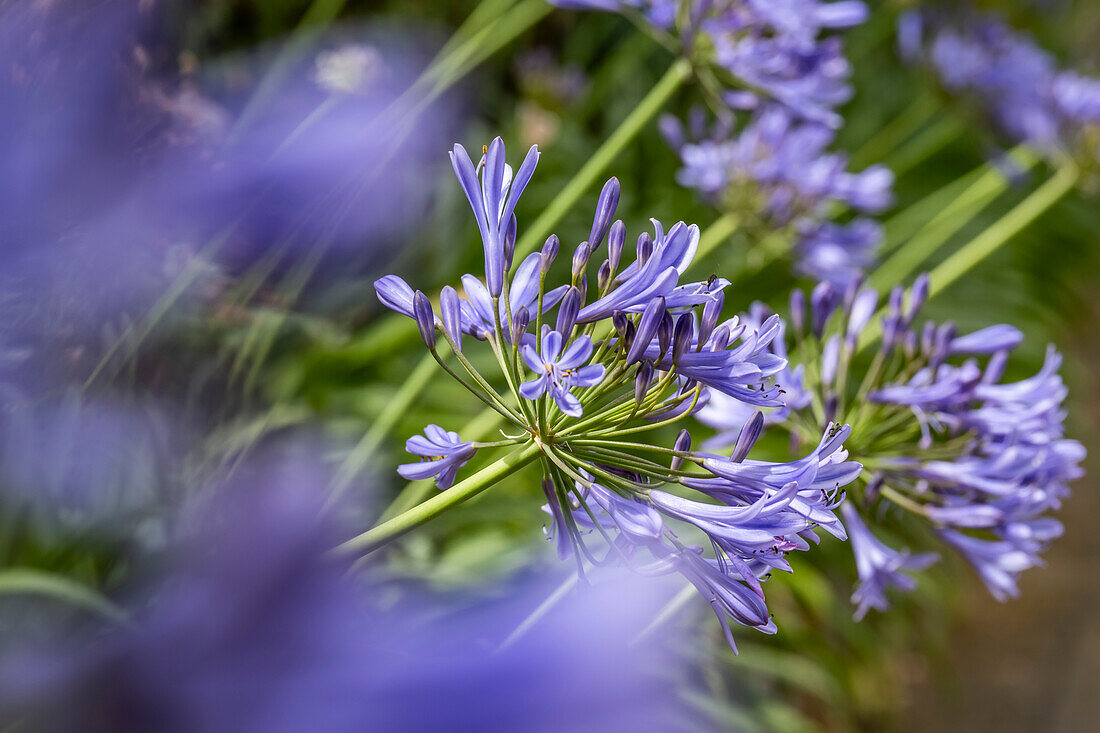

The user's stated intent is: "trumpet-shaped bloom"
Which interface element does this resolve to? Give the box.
[841,504,938,620]
[397,425,477,489]
[520,329,605,416]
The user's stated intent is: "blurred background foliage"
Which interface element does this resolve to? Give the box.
[1,0,1098,730]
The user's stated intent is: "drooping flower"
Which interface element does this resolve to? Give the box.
[397,425,477,489]
[841,504,938,620]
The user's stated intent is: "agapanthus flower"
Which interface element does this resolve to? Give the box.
[841,503,938,620]
[520,329,606,416]
[552,1,868,127]
[663,105,893,286]
[902,9,1100,161]
[397,425,477,489]
[373,137,861,648]
[701,273,1084,615]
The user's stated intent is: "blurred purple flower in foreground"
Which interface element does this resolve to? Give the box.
[0,454,699,732]
[0,0,453,396]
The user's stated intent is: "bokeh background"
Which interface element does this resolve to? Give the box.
[0,0,1097,730]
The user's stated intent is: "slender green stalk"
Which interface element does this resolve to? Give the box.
[324,350,442,509]
[922,161,1079,296]
[850,92,939,171]
[513,58,693,259]
[0,568,130,625]
[870,146,1038,290]
[860,161,1079,350]
[880,146,1032,253]
[334,442,541,555]
[885,115,965,176]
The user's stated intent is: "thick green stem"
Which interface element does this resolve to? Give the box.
[335,442,541,556]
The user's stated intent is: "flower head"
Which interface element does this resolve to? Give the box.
[374,136,859,649]
[734,273,1084,614]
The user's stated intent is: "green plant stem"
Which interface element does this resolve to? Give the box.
[0,568,130,625]
[850,92,939,172]
[885,115,965,176]
[860,161,1080,350]
[324,350,442,509]
[334,442,541,556]
[513,57,693,260]
[869,146,1038,291]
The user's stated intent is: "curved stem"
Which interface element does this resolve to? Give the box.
[334,442,541,556]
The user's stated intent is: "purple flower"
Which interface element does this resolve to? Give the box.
[906,10,1100,154]
[0,459,698,732]
[520,329,605,416]
[796,219,882,287]
[397,425,477,489]
[937,529,1048,601]
[449,138,540,297]
[841,504,938,620]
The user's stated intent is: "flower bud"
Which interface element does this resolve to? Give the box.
[611,310,628,337]
[657,311,674,361]
[672,313,693,365]
[621,321,637,358]
[540,235,560,274]
[789,288,806,335]
[634,362,654,406]
[810,281,837,338]
[511,305,530,345]
[504,213,518,272]
[571,241,591,281]
[577,274,588,305]
[597,260,612,292]
[589,177,620,250]
[846,288,878,344]
[607,220,625,273]
[906,273,930,324]
[670,429,691,471]
[636,232,653,266]
[920,320,936,355]
[440,285,463,351]
[730,411,764,463]
[821,335,840,386]
[413,290,436,350]
[824,392,838,423]
[699,292,724,346]
[556,287,580,338]
[627,296,665,365]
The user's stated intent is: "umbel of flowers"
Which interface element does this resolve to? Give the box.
[662,105,894,286]
[698,275,1085,618]
[375,138,861,649]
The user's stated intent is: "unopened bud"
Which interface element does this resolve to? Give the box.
[413,290,436,350]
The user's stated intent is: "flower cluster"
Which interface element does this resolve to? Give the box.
[555,0,869,127]
[697,274,1084,617]
[901,10,1100,159]
[662,105,894,285]
[375,138,862,649]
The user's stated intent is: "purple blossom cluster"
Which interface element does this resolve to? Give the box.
[698,274,1084,616]
[901,9,1100,156]
[662,106,894,285]
[374,137,862,648]
[554,0,869,127]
